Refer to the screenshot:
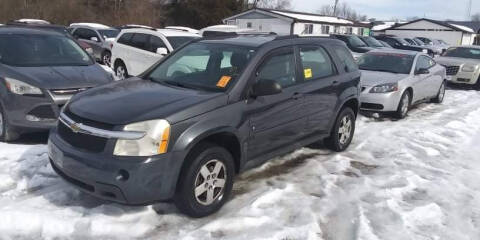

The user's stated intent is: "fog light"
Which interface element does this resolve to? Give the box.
[116,169,129,182]
[26,114,55,122]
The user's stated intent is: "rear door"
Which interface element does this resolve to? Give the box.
[143,35,169,69]
[297,44,340,135]
[246,46,307,159]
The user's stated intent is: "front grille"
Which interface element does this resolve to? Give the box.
[51,87,90,96]
[444,65,460,76]
[28,105,56,119]
[57,108,113,153]
[361,103,384,110]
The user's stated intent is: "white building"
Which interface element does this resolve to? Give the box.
[384,18,476,45]
[222,8,370,36]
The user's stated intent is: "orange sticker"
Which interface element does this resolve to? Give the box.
[216,76,232,88]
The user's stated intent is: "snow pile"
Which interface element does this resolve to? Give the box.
[0,89,480,239]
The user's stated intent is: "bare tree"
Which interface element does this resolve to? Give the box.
[472,13,480,22]
[253,0,291,10]
[316,2,367,21]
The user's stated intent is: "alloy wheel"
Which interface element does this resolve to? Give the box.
[103,53,111,67]
[338,115,352,145]
[401,94,410,116]
[438,83,445,102]
[116,66,126,79]
[194,159,227,206]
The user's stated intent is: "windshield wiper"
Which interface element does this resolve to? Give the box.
[360,68,400,74]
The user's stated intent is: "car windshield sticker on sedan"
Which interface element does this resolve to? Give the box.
[216,76,232,88]
[304,68,313,79]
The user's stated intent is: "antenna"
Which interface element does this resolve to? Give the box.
[467,0,472,20]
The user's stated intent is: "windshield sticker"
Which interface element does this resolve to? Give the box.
[217,76,232,88]
[304,68,313,79]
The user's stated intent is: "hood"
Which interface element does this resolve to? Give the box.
[2,64,112,90]
[360,70,409,87]
[68,78,226,125]
[435,56,480,66]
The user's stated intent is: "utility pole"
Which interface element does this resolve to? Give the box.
[466,0,472,20]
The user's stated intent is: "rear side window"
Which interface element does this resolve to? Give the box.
[73,28,98,41]
[117,33,133,45]
[299,46,334,80]
[130,33,150,51]
[149,36,168,53]
[257,48,297,88]
[333,46,358,72]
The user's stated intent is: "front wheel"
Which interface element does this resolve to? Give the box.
[101,51,112,67]
[394,91,411,119]
[325,107,356,152]
[174,143,235,218]
[431,81,445,103]
[114,61,128,80]
[0,105,19,142]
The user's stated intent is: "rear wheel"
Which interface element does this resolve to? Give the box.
[394,91,411,119]
[114,61,128,80]
[432,81,445,103]
[324,107,356,152]
[0,105,19,142]
[174,143,234,218]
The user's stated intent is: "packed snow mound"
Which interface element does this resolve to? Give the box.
[0,89,480,239]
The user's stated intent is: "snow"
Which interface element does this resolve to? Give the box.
[449,24,475,33]
[372,24,393,31]
[1,89,480,239]
[69,23,112,29]
[272,10,354,25]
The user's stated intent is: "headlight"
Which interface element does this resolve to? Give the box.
[461,65,477,72]
[113,119,170,156]
[422,49,428,54]
[369,82,398,93]
[4,78,42,96]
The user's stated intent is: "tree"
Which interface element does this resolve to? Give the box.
[317,2,367,21]
[472,13,480,22]
[253,0,291,10]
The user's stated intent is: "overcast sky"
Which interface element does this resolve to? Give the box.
[291,0,480,21]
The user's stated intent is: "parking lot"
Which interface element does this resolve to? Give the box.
[0,88,479,239]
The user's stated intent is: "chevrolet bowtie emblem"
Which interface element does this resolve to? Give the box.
[70,123,82,133]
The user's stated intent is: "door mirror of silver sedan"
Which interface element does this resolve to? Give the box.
[415,68,430,75]
[156,47,168,56]
[90,37,99,42]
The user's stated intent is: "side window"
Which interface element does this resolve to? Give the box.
[117,33,133,46]
[149,36,167,53]
[416,56,435,70]
[299,46,334,80]
[257,48,297,88]
[383,38,397,46]
[333,46,358,72]
[76,28,98,41]
[130,33,150,51]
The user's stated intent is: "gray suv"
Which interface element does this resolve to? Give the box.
[0,27,114,141]
[48,34,360,217]
[68,23,120,66]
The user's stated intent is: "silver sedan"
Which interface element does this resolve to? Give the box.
[358,49,446,119]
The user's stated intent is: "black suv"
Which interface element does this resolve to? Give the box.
[48,35,360,217]
[330,34,374,53]
[374,35,434,56]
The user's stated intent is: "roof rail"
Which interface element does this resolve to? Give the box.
[274,34,299,40]
[202,31,276,38]
[117,24,157,31]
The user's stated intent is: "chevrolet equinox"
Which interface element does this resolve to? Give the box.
[48,34,360,217]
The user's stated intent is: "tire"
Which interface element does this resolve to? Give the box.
[101,51,112,67]
[174,143,235,218]
[324,107,356,152]
[431,81,446,103]
[114,61,128,80]
[474,76,480,91]
[0,105,19,142]
[394,91,411,119]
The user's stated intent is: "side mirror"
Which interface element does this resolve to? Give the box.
[90,37,99,42]
[156,47,168,56]
[415,68,430,75]
[251,79,282,97]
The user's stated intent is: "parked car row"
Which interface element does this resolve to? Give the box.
[0,20,478,219]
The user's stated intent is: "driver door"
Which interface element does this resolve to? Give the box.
[413,55,434,101]
[246,47,308,160]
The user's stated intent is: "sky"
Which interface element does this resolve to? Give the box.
[291,0,480,21]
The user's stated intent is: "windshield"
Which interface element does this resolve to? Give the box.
[0,34,93,67]
[147,42,256,92]
[395,38,410,46]
[361,37,383,48]
[166,36,199,49]
[98,29,119,39]
[358,52,414,74]
[413,38,425,46]
[443,47,480,59]
[348,35,368,47]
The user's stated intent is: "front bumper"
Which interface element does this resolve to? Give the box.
[360,88,402,112]
[446,71,480,85]
[48,127,182,205]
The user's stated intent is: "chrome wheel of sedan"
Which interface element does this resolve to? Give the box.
[194,159,227,206]
[395,91,411,119]
[338,115,353,145]
[400,94,409,116]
